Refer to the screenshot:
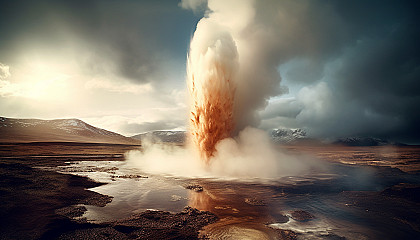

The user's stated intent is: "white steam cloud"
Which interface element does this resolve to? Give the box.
[206,0,286,132]
[126,128,318,179]
[0,63,11,79]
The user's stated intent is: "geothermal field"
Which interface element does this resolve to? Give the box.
[1,142,420,239]
[1,0,420,239]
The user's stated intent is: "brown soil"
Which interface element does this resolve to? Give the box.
[54,207,218,240]
[0,161,111,239]
[0,142,140,158]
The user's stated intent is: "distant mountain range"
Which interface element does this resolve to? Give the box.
[130,129,309,145]
[131,128,403,146]
[271,128,308,144]
[0,117,404,146]
[0,117,140,145]
[271,128,405,146]
[131,131,186,144]
[333,137,405,146]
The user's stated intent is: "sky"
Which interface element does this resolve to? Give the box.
[0,0,419,144]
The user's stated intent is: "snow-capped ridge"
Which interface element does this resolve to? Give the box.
[271,128,307,143]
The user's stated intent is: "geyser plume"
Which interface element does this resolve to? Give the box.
[187,21,238,163]
[126,0,326,179]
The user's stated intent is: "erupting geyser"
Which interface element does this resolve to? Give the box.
[187,21,239,163]
[128,0,318,178]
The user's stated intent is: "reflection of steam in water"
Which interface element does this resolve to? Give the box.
[203,221,276,240]
[188,189,213,212]
[187,183,285,239]
[186,181,378,240]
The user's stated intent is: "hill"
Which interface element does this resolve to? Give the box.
[0,117,140,145]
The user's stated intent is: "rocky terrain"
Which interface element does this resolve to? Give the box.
[0,143,219,240]
[53,206,218,240]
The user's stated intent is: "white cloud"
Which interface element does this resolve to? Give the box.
[84,78,153,94]
[0,62,70,99]
[296,81,333,123]
[0,63,11,79]
[82,107,187,136]
[178,0,208,13]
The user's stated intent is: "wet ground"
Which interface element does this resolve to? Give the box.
[1,143,419,239]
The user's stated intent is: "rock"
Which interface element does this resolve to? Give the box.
[276,229,298,240]
[80,192,113,207]
[55,205,87,219]
[244,197,266,206]
[185,184,203,192]
[290,210,315,222]
[111,174,148,180]
[107,206,218,239]
[56,206,218,239]
[170,195,182,201]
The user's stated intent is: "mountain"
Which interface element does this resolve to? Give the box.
[131,128,309,144]
[271,128,308,144]
[130,128,404,146]
[270,128,404,146]
[0,117,140,145]
[333,137,405,146]
[131,131,186,144]
[131,128,309,145]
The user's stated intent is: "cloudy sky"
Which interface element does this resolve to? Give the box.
[1,0,419,144]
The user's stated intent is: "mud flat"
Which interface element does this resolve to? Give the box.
[1,143,420,239]
[0,161,111,239]
[0,143,219,239]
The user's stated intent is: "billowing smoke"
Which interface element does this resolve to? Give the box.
[127,0,323,178]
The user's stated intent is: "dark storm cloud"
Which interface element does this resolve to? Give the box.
[258,0,420,143]
[330,22,420,142]
[0,0,200,83]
